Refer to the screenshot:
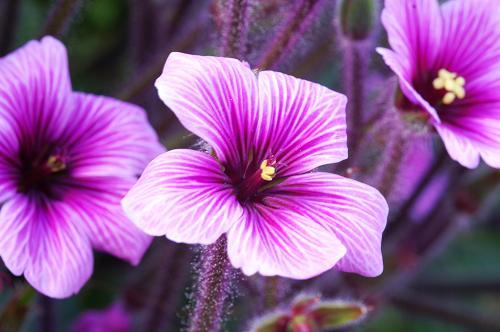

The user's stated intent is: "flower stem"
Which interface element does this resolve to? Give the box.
[42,0,84,37]
[376,129,407,198]
[258,0,322,70]
[188,236,232,332]
[221,0,249,58]
[145,243,192,332]
[342,41,367,156]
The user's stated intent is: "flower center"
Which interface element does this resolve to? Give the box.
[17,150,69,197]
[432,68,466,105]
[236,156,277,202]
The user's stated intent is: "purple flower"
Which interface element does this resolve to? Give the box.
[122,52,388,279]
[0,37,164,298]
[377,0,500,168]
[72,304,130,332]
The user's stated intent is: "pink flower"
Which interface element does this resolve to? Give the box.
[377,0,500,168]
[0,37,164,298]
[122,52,388,279]
[72,304,130,332]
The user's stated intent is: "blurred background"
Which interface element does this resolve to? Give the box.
[1,0,499,331]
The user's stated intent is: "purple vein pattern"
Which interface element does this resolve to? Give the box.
[377,0,500,168]
[122,52,388,279]
[0,37,164,298]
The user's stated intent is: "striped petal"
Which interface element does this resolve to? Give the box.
[227,203,346,279]
[255,71,348,176]
[265,173,388,277]
[62,177,152,265]
[0,36,73,146]
[155,52,258,171]
[122,149,243,245]
[0,195,93,298]
[434,0,500,168]
[63,93,164,178]
[381,0,442,79]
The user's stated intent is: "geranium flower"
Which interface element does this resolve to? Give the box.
[377,0,500,168]
[122,52,388,279]
[0,37,164,298]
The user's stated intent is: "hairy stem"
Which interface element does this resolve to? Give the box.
[222,0,249,58]
[188,236,232,332]
[343,42,366,157]
[42,0,84,37]
[145,244,192,332]
[375,128,406,198]
[258,0,322,70]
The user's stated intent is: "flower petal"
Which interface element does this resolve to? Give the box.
[65,93,164,178]
[438,0,500,80]
[62,177,152,265]
[376,48,440,123]
[122,149,243,245]
[155,52,258,170]
[255,71,348,175]
[0,119,17,203]
[381,0,442,78]
[434,0,500,168]
[0,36,73,144]
[0,195,93,298]
[227,204,346,279]
[264,173,388,277]
[435,124,480,169]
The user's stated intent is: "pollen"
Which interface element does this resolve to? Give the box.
[46,155,66,173]
[260,160,276,181]
[432,69,466,105]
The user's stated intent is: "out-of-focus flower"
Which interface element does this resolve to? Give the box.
[250,295,368,332]
[122,52,388,279]
[72,304,130,332]
[0,37,164,298]
[377,0,500,168]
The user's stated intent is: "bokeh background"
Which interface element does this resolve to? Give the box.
[1,0,499,331]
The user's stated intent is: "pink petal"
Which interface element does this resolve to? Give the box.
[376,48,440,123]
[0,195,93,298]
[62,177,152,265]
[0,119,17,203]
[264,173,388,277]
[122,150,243,245]
[438,0,500,80]
[0,36,73,142]
[65,93,164,178]
[227,204,346,279]
[155,52,258,169]
[255,71,348,176]
[381,0,442,78]
[435,124,480,169]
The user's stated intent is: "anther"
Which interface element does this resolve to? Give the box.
[260,160,276,181]
[432,68,466,105]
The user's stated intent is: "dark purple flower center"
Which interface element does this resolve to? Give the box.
[397,68,466,118]
[232,156,278,203]
[17,145,69,198]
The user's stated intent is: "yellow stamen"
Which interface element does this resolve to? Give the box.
[432,68,466,105]
[260,160,276,181]
[47,155,66,173]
